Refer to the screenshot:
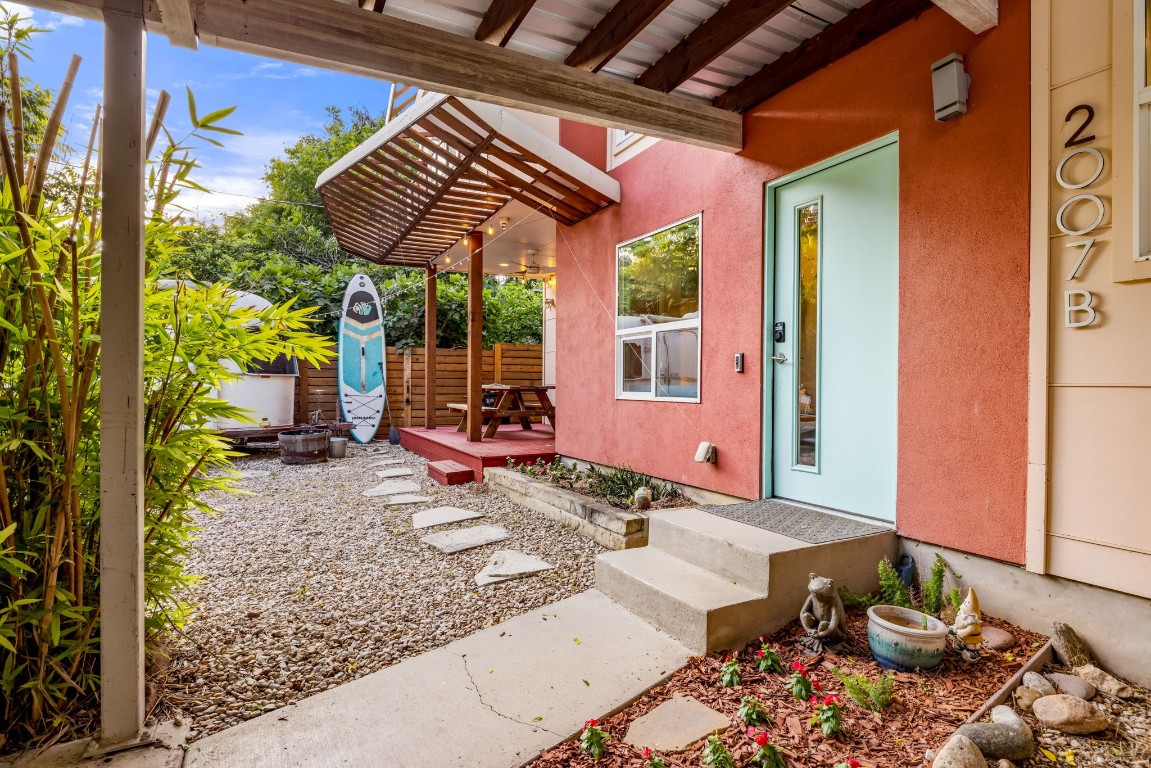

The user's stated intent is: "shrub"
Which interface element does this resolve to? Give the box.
[810,695,844,738]
[922,554,946,616]
[754,638,784,674]
[878,556,913,608]
[831,668,896,712]
[737,695,772,727]
[579,719,609,761]
[700,734,735,768]
[785,661,814,702]
[720,655,741,687]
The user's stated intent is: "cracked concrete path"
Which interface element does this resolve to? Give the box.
[183,590,690,768]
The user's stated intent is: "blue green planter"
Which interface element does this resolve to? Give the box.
[866,605,948,672]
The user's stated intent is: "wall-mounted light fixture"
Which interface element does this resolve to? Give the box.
[931,53,970,122]
[695,441,717,464]
[499,216,510,231]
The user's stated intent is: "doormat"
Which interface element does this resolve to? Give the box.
[702,499,888,544]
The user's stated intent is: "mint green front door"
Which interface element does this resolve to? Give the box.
[767,141,898,521]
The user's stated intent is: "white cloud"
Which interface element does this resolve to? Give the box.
[0,2,85,30]
[178,173,269,220]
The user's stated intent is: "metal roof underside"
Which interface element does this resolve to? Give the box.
[316,93,621,267]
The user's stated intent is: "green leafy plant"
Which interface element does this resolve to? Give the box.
[747,728,787,768]
[922,554,946,616]
[785,661,814,702]
[878,557,913,608]
[700,734,736,768]
[837,586,880,609]
[720,655,742,687]
[641,747,667,768]
[810,695,844,738]
[830,668,895,712]
[737,695,772,727]
[755,637,784,673]
[580,719,609,761]
[947,587,963,614]
[585,464,680,508]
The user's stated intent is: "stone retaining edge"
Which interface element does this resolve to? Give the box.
[484,467,647,550]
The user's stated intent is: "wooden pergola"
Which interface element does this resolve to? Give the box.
[315,92,620,443]
[16,0,998,751]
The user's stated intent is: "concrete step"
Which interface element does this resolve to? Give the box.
[596,547,769,654]
[648,507,811,591]
[428,459,475,485]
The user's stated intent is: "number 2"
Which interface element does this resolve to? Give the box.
[1064,105,1095,148]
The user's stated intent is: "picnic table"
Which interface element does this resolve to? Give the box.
[447,384,556,439]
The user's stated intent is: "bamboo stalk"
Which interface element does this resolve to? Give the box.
[0,105,31,249]
[69,104,100,241]
[145,89,170,158]
[27,54,80,216]
[9,51,23,185]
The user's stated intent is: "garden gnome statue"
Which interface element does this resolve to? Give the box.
[951,587,984,662]
[799,573,847,653]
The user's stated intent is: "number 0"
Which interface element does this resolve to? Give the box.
[1056,147,1105,190]
[1055,194,1106,236]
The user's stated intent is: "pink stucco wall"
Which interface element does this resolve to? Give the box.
[556,1,1030,563]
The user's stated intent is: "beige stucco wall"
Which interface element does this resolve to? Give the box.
[1030,0,1151,598]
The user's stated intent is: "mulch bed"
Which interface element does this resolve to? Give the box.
[532,608,1047,768]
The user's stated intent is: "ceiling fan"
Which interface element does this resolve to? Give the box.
[514,250,542,277]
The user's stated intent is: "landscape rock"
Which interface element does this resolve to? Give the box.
[955,705,1033,761]
[931,733,986,768]
[981,626,1015,651]
[411,506,484,530]
[474,549,555,586]
[1023,672,1057,698]
[997,761,1016,768]
[1051,622,1094,668]
[623,696,731,751]
[363,479,422,497]
[421,524,511,554]
[1014,685,1042,712]
[1046,672,1095,700]
[1072,664,1135,698]
[1031,694,1111,734]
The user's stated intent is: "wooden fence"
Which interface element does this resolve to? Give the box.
[295,343,543,428]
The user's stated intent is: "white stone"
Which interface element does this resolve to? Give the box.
[376,467,415,479]
[363,479,422,497]
[475,550,554,586]
[623,695,730,751]
[412,507,485,530]
[385,495,433,506]
[422,525,510,554]
[932,733,986,768]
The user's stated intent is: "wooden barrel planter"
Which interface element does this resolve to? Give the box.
[278,428,330,465]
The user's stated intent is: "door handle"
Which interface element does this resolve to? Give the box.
[770,353,788,364]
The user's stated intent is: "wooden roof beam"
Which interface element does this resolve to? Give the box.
[193,0,742,151]
[635,0,792,93]
[475,0,537,46]
[156,0,197,48]
[565,0,674,73]
[929,0,996,34]
[714,0,933,112]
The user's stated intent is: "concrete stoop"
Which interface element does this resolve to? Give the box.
[596,507,896,655]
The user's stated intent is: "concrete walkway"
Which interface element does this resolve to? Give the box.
[184,590,689,767]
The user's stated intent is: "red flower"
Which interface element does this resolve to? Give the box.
[746,726,756,737]
[759,636,765,643]
[584,719,598,728]
[823,695,841,707]
[754,731,768,747]
[756,649,766,658]
[811,678,822,691]
[809,695,818,705]
[642,747,652,759]
[791,661,807,674]
[846,760,861,768]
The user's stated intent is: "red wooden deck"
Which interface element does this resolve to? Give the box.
[398,424,556,483]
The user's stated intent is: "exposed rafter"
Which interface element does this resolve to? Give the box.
[635,0,792,93]
[155,0,196,48]
[930,0,996,34]
[193,0,743,151]
[564,0,674,73]
[714,0,933,112]
[358,0,385,13]
[475,0,536,46]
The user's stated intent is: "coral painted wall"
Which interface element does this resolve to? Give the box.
[555,0,1030,563]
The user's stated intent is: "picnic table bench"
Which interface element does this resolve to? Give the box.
[447,384,556,439]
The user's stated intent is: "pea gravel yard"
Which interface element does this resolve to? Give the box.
[161,442,604,741]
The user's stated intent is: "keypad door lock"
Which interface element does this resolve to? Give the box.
[773,321,786,343]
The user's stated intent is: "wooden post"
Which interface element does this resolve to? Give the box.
[297,361,311,424]
[402,348,413,427]
[466,232,484,441]
[494,342,503,384]
[99,0,147,747]
[424,264,437,429]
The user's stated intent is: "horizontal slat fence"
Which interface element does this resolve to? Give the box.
[295,343,543,428]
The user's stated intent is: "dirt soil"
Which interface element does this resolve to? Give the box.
[531,609,1047,768]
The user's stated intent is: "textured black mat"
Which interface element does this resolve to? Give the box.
[703,499,888,544]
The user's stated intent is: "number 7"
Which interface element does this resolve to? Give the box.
[1064,238,1096,281]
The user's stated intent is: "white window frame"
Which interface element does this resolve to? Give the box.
[1136,0,1151,261]
[607,127,660,170]
[614,213,702,403]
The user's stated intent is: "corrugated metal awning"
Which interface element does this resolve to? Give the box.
[316,93,621,267]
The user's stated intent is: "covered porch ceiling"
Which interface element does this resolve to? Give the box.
[22,0,996,153]
[315,92,618,271]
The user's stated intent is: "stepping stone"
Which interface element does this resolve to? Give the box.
[421,525,510,554]
[376,467,415,479]
[475,550,554,586]
[412,506,485,530]
[369,459,405,467]
[385,495,433,506]
[623,695,730,751]
[363,479,422,497]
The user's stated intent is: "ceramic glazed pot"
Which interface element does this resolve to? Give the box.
[866,605,949,672]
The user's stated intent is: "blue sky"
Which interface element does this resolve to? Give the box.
[6,2,393,219]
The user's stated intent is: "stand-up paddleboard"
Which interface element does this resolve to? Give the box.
[338,274,386,444]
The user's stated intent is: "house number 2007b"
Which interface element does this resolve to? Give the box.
[1058,104,1104,328]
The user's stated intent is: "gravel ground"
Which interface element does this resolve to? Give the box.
[161,442,604,741]
[1017,668,1150,768]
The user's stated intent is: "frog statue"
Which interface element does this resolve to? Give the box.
[799,573,847,653]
